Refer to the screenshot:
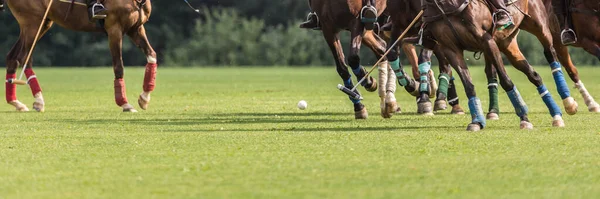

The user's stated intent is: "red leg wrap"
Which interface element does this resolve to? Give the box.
[5,74,16,103]
[143,63,157,92]
[25,68,42,96]
[114,78,128,106]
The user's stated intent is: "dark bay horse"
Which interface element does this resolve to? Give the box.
[422,0,575,131]
[545,0,600,112]
[383,0,467,115]
[2,0,157,112]
[309,0,400,119]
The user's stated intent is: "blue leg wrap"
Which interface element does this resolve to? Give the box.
[468,97,486,127]
[344,78,361,104]
[507,86,529,117]
[537,85,562,117]
[390,59,409,87]
[418,62,431,93]
[550,61,571,99]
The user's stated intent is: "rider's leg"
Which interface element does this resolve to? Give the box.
[489,0,514,30]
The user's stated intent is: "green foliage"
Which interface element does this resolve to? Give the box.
[0,1,598,67]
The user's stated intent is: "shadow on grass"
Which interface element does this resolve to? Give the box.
[164,125,459,132]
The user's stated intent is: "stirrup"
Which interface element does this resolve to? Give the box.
[560,29,577,45]
[305,12,321,30]
[493,10,514,30]
[360,5,378,23]
[91,3,107,19]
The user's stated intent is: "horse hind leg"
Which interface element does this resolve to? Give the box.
[570,39,600,112]
[500,38,564,127]
[127,25,157,110]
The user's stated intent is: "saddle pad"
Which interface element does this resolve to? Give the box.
[59,0,86,6]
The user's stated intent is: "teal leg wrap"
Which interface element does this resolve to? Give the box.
[418,62,431,93]
[390,59,409,87]
[438,74,450,97]
[488,79,499,113]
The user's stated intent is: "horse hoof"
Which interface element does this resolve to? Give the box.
[451,105,465,115]
[563,97,578,115]
[486,112,499,120]
[434,100,447,111]
[365,76,378,92]
[588,102,600,113]
[418,101,434,116]
[520,121,534,130]
[355,107,368,119]
[381,100,397,119]
[466,123,481,132]
[122,104,138,113]
[552,115,565,127]
[9,101,29,112]
[33,102,45,112]
[138,93,150,110]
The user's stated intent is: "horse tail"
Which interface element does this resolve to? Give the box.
[64,0,76,21]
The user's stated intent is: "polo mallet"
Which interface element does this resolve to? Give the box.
[183,0,201,14]
[337,10,424,100]
[8,0,55,86]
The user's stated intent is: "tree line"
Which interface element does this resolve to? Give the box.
[0,0,597,67]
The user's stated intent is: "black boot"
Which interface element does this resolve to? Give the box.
[299,12,320,30]
[361,5,377,30]
[494,10,514,30]
[87,0,107,20]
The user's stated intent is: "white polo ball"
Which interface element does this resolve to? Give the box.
[297,100,308,110]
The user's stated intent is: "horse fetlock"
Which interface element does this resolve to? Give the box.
[364,76,377,92]
[562,97,578,115]
[552,115,565,127]
[434,100,447,111]
[451,104,466,115]
[9,100,29,112]
[355,107,368,119]
[520,121,534,130]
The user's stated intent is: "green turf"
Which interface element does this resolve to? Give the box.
[1,66,599,198]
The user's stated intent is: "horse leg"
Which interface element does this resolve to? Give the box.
[323,27,368,119]
[386,26,418,98]
[499,38,565,127]
[568,38,600,112]
[5,21,52,112]
[481,34,532,130]
[108,26,137,112]
[443,49,484,131]
[483,55,500,120]
[363,31,398,118]
[127,25,157,110]
[415,48,434,115]
[521,11,578,115]
[348,23,377,93]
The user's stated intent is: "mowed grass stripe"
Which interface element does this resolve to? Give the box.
[0,67,599,198]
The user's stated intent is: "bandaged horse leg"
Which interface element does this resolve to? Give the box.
[378,61,392,118]
[575,81,600,112]
[386,63,400,113]
[5,74,28,111]
[127,25,158,110]
[416,54,433,115]
[447,77,465,115]
[109,27,136,112]
[484,59,499,120]
[570,40,600,112]
[24,68,44,112]
[543,40,578,115]
[348,28,377,92]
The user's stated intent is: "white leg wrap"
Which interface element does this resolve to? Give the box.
[386,62,397,94]
[378,61,389,99]
[147,56,157,64]
[9,100,29,112]
[575,81,599,109]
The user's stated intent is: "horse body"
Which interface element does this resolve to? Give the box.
[4,0,157,112]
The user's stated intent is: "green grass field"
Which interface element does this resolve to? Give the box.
[1,66,599,198]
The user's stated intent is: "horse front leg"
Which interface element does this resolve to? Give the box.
[363,31,398,118]
[127,25,157,110]
[322,28,368,119]
[108,27,136,112]
[483,55,499,120]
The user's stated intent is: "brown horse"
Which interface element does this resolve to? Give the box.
[309,0,401,119]
[421,0,577,131]
[547,0,600,112]
[3,0,157,112]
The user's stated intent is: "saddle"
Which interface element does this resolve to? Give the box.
[422,0,519,23]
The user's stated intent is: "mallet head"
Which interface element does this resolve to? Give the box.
[337,84,363,100]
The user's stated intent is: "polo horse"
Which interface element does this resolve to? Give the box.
[1,0,157,112]
[309,0,400,119]
[546,0,600,112]
[419,0,578,131]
